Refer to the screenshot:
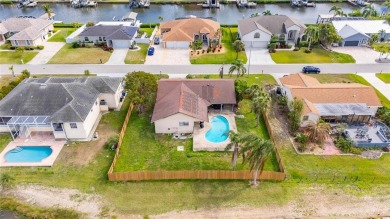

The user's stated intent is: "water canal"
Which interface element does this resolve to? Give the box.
[0,2,382,24]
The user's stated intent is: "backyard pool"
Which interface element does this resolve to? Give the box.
[205,115,230,143]
[4,146,52,162]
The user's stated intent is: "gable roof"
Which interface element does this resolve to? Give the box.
[160,18,220,42]
[280,73,382,115]
[0,77,122,122]
[79,25,138,40]
[152,79,236,122]
[2,17,53,40]
[332,20,390,36]
[238,15,306,36]
[337,23,370,39]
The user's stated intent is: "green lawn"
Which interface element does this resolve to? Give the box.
[139,28,154,36]
[124,44,148,64]
[0,42,11,50]
[190,28,247,64]
[376,73,390,83]
[48,28,76,42]
[271,47,355,63]
[0,51,38,64]
[191,74,277,87]
[48,44,111,64]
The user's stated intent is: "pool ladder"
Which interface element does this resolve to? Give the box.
[11,147,23,153]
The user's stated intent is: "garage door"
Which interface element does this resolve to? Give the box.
[165,41,190,49]
[344,41,359,46]
[112,40,131,48]
[243,41,268,48]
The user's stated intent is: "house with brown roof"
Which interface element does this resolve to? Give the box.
[151,79,236,134]
[279,73,382,127]
[159,18,221,49]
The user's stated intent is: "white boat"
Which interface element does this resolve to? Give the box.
[17,0,37,8]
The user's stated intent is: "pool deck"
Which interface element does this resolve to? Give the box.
[193,110,237,151]
[0,132,65,167]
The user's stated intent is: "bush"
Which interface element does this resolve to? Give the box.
[9,46,16,50]
[298,144,307,152]
[304,49,312,53]
[36,45,44,50]
[335,137,353,153]
[207,47,211,53]
[293,47,300,51]
[86,22,95,27]
[296,132,308,144]
[72,42,80,48]
[186,74,193,79]
[299,41,309,47]
[105,135,119,150]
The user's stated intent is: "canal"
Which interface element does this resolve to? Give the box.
[0,2,382,24]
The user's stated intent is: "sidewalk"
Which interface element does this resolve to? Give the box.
[358,73,390,102]
[28,42,65,64]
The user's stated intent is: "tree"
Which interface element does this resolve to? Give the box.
[86,22,95,27]
[349,9,362,17]
[84,69,91,76]
[318,23,342,46]
[382,0,390,16]
[329,6,346,17]
[21,69,30,78]
[305,120,331,144]
[234,79,248,102]
[42,4,54,19]
[158,16,164,23]
[251,87,271,126]
[370,33,379,45]
[190,39,203,51]
[124,71,158,113]
[288,97,304,133]
[240,135,274,186]
[378,29,386,41]
[218,64,224,79]
[362,4,378,18]
[228,59,246,78]
[8,65,15,77]
[250,12,260,17]
[262,10,272,15]
[225,131,244,171]
[304,25,319,50]
[232,40,245,59]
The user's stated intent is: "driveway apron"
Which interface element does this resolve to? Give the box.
[245,48,275,65]
[28,42,65,64]
[105,48,128,65]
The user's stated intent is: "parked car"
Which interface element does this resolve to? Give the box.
[154,37,160,45]
[147,47,155,56]
[302,66,320,74]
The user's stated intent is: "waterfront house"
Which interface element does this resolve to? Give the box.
[279,73,381,127]
[159,18,221,49]
[332,20,390,46]
[237,15,306,48]
[151,79,236,134]
[0,77,124,141]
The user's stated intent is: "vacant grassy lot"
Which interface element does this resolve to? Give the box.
[124,44,148,64]
[190,28,247,64]
[48,44,111,64]
[190,74,276,87]
[48,28,76,42]
[271,47,355,64]
[376,73,390,83]
[0,51,38,64]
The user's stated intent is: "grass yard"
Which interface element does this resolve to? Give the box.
[48,44,111,64]
[0,75,19,88]
[0,51,38,64]
[271,47,355,64]
[48,28,76,42]
[376,73,390,83]
[139,28,154,36]
[0,42,11,50]
[190,28,247,64]
[124,44,148,64]
[191,74,277,86]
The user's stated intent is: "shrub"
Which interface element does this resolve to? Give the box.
[204,75,210,79]
[36,45,44,50]
[86,22,95,27]
[207,47,211,53]
[335,137,353,153]
[9,46,16,50]
[72,42,80,48]
[293,47,300,51]
[298,144,307,152]
[296,132,308,144]
[104,135,119,150]
[299,41,309,47]
[84,70,90,76]
[304,49,312,53]
[186,74,193,79]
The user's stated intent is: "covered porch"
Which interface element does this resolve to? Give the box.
[316,103,374,124]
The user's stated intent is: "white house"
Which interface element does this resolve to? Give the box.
[0,77,124,141]
[238,15,307,48]
[151,79,236,134]
[279,73,382,127]
[332,20,390,46]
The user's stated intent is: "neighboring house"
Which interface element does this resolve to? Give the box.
[279,73,382,127]
[0,16,54,47]
[238,15,306,48]
[0,77,124,141]
[160,18,221,49]
[152,79,236,134]
[332,20,390,46]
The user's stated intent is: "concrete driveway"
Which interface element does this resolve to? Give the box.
[245,48,275,65]
[331,47,380,64]
[28,42,65,64]
[144,44,190,65]
[105,48,128,65]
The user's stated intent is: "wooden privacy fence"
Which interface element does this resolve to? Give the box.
[263,111,285,173]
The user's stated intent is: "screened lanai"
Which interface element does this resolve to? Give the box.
[6,116,51,140]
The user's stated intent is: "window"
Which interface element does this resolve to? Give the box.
[26,40,30,46]
[103,37,106,41]
[53,123,64,131]
[254,32,260,39]
[70,123,77,129]
[302,116,309,121]
[14,40,18,46]
[84,37,89,42]
[179,122,189,126]
[99,37,102,41]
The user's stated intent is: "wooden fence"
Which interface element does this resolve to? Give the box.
[263,111,285,173]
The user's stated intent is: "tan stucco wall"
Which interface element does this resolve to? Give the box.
[154,113,201,134]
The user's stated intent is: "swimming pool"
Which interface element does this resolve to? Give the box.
[205,115,230,143]
[4,146,53,162]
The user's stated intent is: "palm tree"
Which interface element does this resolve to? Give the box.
[42,4,54,19]
[329,6,346,17]
[8,65,15,77]
[370,33,379,45]
[250,12,260,17]
[240,135,274,186]
[262,10,272,16]
[225,131,244,171]
[251,88,271,126]
[362,4,378,18]
[228,59,247,78]
[378,29,386,41]
[381,0,390,16]
[305,120,331,144]
[304,25,319,50]
[158,16,163,23]
[248,84,261,98]
[232,40,245,59]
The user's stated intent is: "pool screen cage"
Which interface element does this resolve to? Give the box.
[7,116,51,140]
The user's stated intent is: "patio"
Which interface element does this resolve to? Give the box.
[344,121,390,148]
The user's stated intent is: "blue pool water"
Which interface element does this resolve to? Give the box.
[4,146,52,162]
[205,116,230,143]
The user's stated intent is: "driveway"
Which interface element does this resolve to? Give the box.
[105,48,128,65]
[331,47,380,64]
[28,42,65,64]
[144,44,190,65]
[245,48,275,65]
[358,73,390,102]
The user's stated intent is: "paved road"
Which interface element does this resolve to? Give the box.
[1,63,389,75]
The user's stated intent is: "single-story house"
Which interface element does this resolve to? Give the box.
[0,15,54,47]
[0,77,124,141]
[238,15,306,48]
[160,18,221,49]
[279,73,382,127]
[332,20,390,46]
[151,79,236,134]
